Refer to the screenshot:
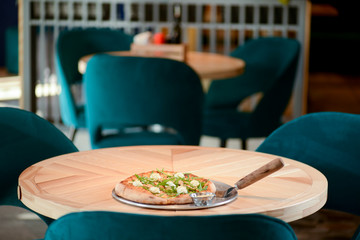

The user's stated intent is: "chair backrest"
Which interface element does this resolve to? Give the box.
[206,37,300,136]
[0,107,79,223]
[84,55,204,148]
[353,225,360,240]
[44,211,297,240]
[256,112,360,215]
[55,28,133,127]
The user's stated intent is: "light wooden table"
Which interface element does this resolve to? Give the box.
[78,51,245,90]
[18,145,327,222]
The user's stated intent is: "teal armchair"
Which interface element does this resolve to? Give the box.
[203,37,300,149]
[55,28,133,141]
[84,55,204,149]
[43,211,297,240]
[257,112,360,215]
[0,107,79,225]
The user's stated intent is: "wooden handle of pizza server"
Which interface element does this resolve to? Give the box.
[235,158,285,190]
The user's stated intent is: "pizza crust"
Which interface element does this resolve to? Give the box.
[114,170,216,205]
[115,182,169,205]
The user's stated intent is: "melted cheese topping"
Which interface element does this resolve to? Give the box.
[174,172,185,179]
[176,186,188,194]
[149,173,161,181]
[132,180,143,187]
[190,180,199,187]
[149,186,160,194]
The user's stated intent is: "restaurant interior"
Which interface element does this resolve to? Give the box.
[1,0,360,239]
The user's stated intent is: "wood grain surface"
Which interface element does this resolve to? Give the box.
[78,51,245,80]
[18,146,327,222]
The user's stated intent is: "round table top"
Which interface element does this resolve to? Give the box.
[78,51,245,80]
[18,145,327,222]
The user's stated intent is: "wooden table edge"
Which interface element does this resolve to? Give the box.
[18,146,328,222]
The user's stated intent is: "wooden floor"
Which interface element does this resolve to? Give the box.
[291,209,360,240]
[307,72,360,115]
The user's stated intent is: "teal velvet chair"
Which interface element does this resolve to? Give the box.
[84,55,204,149]
[5,26,18,74]
[353,226,360,240]
[43,211,297,240]
[203,37,300,149]
[55,28,133,141]
[0,107,79,225]
[256,112,360,216]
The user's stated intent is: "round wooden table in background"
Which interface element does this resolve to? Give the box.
[18,145,327,222]
[78,51,245,90]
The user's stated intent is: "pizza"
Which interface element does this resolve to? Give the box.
[115,169,216,205]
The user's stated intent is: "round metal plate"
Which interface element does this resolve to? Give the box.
[112,180,238,210]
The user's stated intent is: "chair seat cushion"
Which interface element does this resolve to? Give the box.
[93,131,183,149]
[75,105,86,128]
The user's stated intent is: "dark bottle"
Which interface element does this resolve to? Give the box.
[171,4,182,43]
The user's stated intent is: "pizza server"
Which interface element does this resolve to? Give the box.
[217,157,285,198]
